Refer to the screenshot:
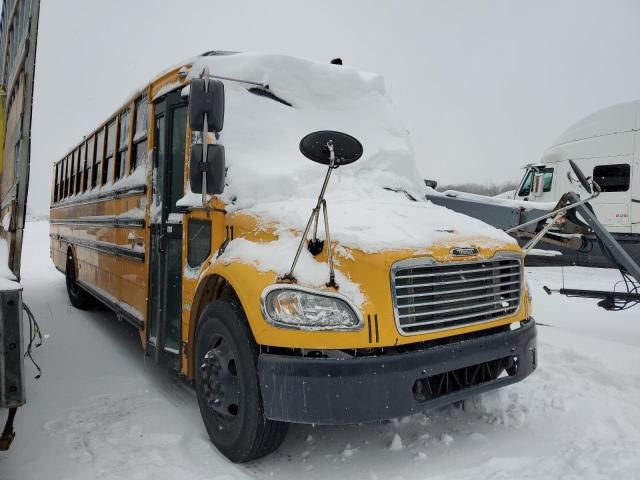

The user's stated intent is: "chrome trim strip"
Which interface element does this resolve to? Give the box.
[397,288,520,309]
[260,284,364,331]
[394,263,517,279]
[400,305,521,328]
[390,252,523,336]
[397,293,520,317]
[50,216,145,228]
[396,280,521,298]
[394,272,519,289]
[50,233,144,262]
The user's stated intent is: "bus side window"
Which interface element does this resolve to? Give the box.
[69,151,76,196]
[115,108,130,180]
[132,95,148,172]
[187,219,212,267]
[87,136,95,189]
[103,121,116,185]
[53,163,59,202]
[593,164,630,192]
[64,155,71,198]
[81,142,89,192]
[59,162,63,199]
[94,130,104,187]
[75,147,82,193]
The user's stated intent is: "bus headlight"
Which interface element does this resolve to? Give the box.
[261,286,363,331]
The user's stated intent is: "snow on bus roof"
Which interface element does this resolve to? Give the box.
[185,53,515,252]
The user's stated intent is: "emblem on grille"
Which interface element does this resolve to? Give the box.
[450,247,478,256]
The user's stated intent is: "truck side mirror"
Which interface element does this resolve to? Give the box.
[532,172,545,197]
[189,78,225,132]
[190,144,225,194]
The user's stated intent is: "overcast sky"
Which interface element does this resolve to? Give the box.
[27,0,640,215]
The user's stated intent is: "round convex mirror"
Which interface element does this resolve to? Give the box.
[299,130,363,166]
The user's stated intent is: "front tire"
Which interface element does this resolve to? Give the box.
[194,300,288,463]
[65,252,97,310]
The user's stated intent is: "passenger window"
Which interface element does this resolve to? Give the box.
[116,108,130,180]
[132,95,148,172]
[75,147,82,193]
[187,219,211,267]
[69,152,76,196]
[87,136,96,189]
[95,130,104,187]
[593,164,630,192]
[81,143,89,192]
[61,159,66,198]
[103,121,116,185]
[53,163,59,201]
[65,154,72,197]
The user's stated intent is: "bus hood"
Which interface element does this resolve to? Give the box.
[219,192,518,308]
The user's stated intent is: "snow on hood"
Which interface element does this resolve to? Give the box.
[188,53,515,252]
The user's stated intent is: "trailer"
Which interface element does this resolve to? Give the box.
[0,0,41,450]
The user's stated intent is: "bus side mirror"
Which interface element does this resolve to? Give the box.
[532,172,545,197]
[190,144,225,194]
[189,78,225,132]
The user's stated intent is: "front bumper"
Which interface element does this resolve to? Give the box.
[258,319,537,424]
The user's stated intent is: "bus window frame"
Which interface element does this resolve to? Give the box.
[53,162,59,202]
[75,146,82,193]
[80,141,89,192]
[115,108,130,181]
[95,128,105,187]
[103,119,117,185]
[132,94,149,174]
[65,154,71,198]
[69,151,76,197]
[87,134,96,190]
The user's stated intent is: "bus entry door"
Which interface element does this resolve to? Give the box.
[148,91,187,367]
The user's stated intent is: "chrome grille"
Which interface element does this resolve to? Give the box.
[391,255,522,335]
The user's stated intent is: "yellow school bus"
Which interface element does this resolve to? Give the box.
[50,52,537,462]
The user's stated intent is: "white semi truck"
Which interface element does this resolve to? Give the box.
[508,101,640,266]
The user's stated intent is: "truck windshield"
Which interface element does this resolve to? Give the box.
[518,167,554,196]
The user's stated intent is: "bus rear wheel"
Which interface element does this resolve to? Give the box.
[194,300,288,463]
[65,252,97,310]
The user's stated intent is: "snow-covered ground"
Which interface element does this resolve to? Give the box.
[2,220,640,479]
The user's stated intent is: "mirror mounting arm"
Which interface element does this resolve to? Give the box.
[280,141,338,287]
[200,66,210,208]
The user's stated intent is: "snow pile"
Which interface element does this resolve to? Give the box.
[186,53,514,253]
[0,237,19,290]
[388,433,404,451]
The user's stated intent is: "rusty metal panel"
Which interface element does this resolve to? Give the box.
[0,0,41,280]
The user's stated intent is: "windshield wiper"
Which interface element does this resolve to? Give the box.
[384,187,417,201]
